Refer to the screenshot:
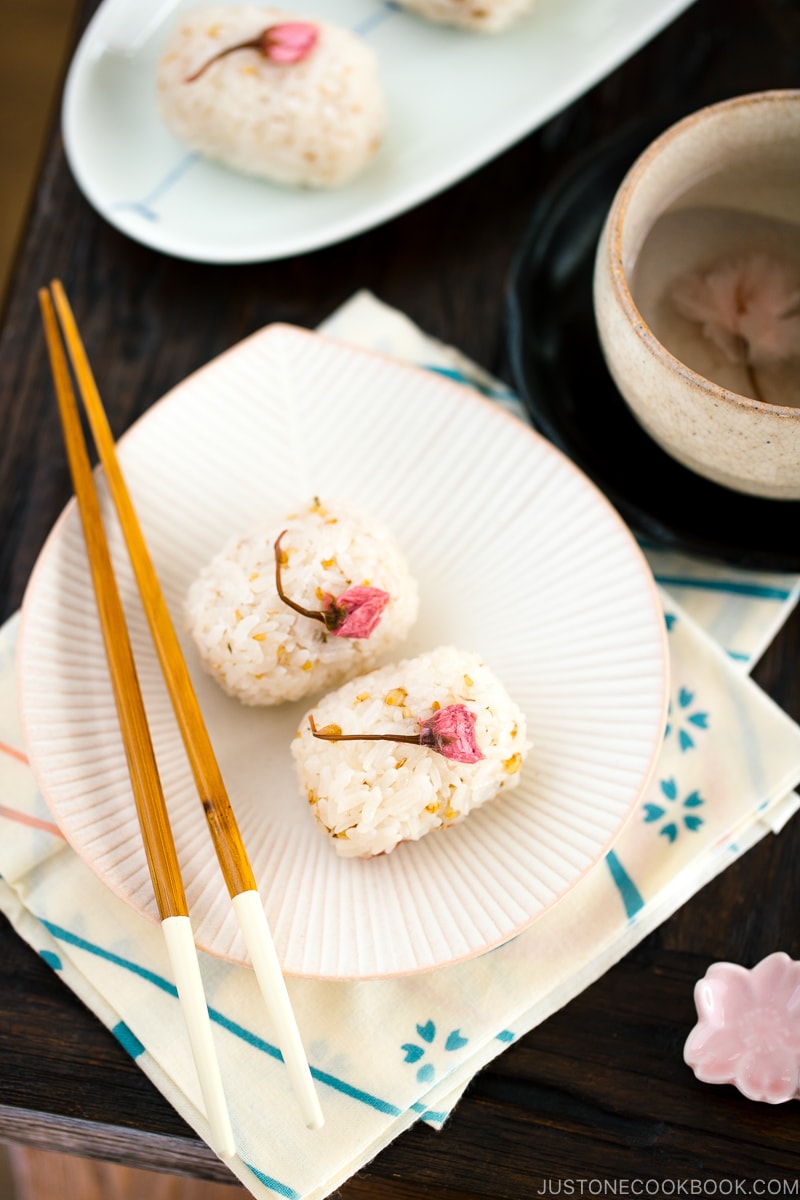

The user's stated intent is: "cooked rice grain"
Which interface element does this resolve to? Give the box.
[184,499,418,705]
[396,0,537,31]
[157,6,385,186]
[293,646,530,857]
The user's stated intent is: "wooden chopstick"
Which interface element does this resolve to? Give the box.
[39,286,236,1161]
[46,280,323,1132]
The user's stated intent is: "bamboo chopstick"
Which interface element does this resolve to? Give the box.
[44,280,323,1132]
[39,286,236,1161]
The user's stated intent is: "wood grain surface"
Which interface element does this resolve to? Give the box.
[1,0,799,1193]
[5,1144,241,1200]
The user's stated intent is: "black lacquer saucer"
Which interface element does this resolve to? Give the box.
[505,116,800,572]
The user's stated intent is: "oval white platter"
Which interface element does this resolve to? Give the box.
[17,325,668,978]
[62,0,696,263]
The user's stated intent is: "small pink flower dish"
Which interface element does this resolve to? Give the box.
[684,952,800,1103]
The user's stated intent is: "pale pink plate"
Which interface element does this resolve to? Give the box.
[17,325,668,979]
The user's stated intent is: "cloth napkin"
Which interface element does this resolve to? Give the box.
[2,292,800,1200]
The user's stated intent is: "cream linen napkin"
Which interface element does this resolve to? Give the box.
[2,293,800,1200]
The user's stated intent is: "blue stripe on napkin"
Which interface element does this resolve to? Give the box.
[652,575,794,602]
[41,918,403,1117]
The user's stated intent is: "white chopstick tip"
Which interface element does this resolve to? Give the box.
[162,916,236,1161]
[232,890,323,1130]
[306,1100,325,1132]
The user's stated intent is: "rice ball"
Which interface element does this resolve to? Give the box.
[184,499,418,705]
[396,0,537,32]
[293,645,530,857]
[156,6,385,187]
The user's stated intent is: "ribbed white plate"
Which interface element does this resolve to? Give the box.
[17,325,668,978]
[61,0,696,263]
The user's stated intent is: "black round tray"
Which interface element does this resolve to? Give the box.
[505,115,800,572]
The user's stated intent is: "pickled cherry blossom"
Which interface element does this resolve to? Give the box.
[323,585,390,639]
[671,252,800,403]
[309,703,485,764]
[186,21,318,83]
[418,704,484,762]
[274,530,390,639]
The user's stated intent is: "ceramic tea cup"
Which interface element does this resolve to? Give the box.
[593,90,800,500]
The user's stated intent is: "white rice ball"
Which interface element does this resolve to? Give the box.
[292,645,530,857]
[184,499,418,705]
[156,6,385,187]
[396,0,537,32]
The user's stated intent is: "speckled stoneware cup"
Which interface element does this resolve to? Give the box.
[594,90,800,500]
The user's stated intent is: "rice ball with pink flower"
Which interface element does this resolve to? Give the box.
[396,0,537,32]
[293,646,530,857]
[184,499,418,705]
[156,5,385,187]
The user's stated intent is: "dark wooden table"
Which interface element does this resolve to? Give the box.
[2,0,800,1192]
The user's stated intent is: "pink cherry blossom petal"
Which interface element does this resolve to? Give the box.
[264,22,318,64]
[750,951,800,1011]
[734,254,800,362]
[684,1024,750,1083]
[329,586,390,639]
[735,1046,799,1106]
[672,269,745,361]
[696,961,758,1026]
[419,705,484,763]
[671,252,800,366]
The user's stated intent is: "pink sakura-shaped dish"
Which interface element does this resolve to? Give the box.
[684,952,800,1103]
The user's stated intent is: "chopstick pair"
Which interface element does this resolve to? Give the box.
[38,281,324,1157]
